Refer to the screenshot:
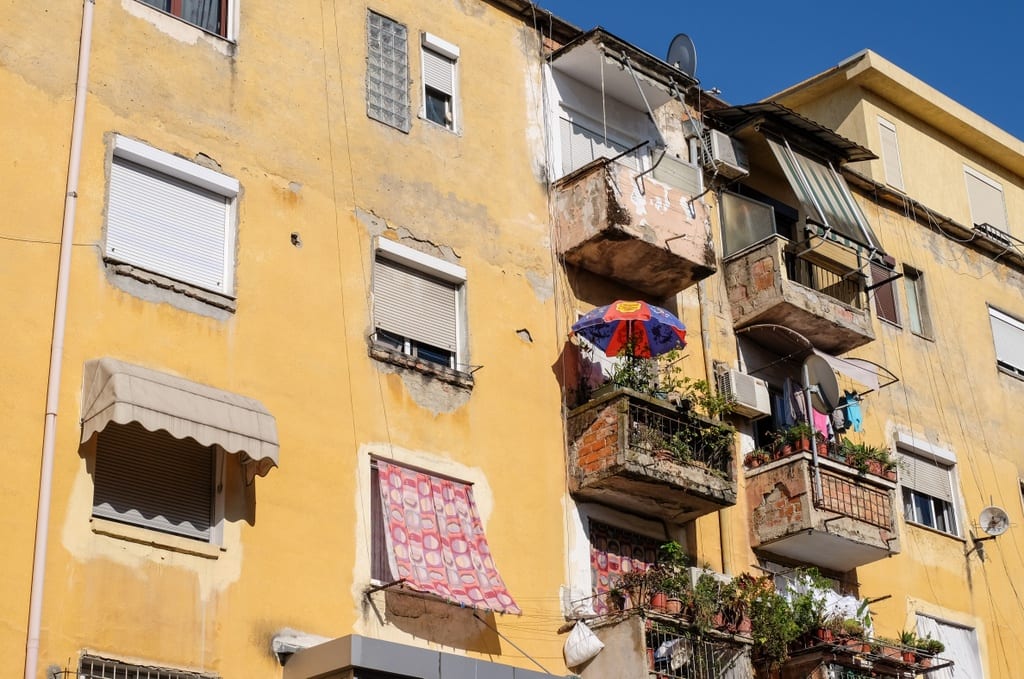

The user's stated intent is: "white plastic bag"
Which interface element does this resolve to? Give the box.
[563,621,604,668]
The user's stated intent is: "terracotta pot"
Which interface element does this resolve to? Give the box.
[867,459,884,476]
[647,647,655,669]
[666,597,683,614]
[737,616,753,635]
[650,592,668,612]
[920,656,932,668]
[902,651,917,663]
[817,441,830,458]
[885,468,897,481]
[816,627,834,643]
[712,611,725,629]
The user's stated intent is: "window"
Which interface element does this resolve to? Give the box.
[899,449,958,536]
[964,166,1008,232]
[370,459,520,613]
[366,11,410,132]
[559,115,642,177]
[878,117,904,190]
[871,257,899,325]
[372,238,466,371]
[92,422,221,543]
[105,135,238,297]
[420,33,458,130]
[903,266,932,337]
[915,615,981,678]
[589,519,662,615]
[990,306,1024,377]
[138,0,229,38]
[79,654,217,679]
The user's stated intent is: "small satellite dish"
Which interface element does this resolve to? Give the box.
[802,354,840,414]
[979,506,1010,536]
[666,33,697,79]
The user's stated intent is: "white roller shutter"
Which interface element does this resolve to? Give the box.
[878,118,904,190]
[990,307,1024,373]
[964,168,1008,231]
[374,257,458,351]
[106,157,231,294]
[422,48,454,96]
[897,450,953,502]
[92,421,214,541]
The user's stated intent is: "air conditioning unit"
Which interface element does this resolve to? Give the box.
[701,129,749,179]
[717,369,771,419]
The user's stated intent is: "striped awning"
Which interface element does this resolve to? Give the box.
[81,357,279,477]
[376,460,521,614]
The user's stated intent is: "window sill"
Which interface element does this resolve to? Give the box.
[92,517,223,559]
[903,519,965,542]
[369,344,474,389]
[106,261,237,316]
[878,317,902,330]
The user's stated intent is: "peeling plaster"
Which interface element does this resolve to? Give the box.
[373,358,472,414]
[121,0,233,55]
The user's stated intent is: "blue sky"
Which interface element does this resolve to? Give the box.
[538,0,1024,141]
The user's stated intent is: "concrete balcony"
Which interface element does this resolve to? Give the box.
[566,387,737,523]
[745,450,900,572]
[553,159,716,297]
[724,236,875,354]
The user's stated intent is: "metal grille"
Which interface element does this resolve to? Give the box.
[646,623,749,679]
[785,252,865,309]
[366,11,410,132]
[819,472,892,529]
[78,656,217,679]
[626,400,732,476]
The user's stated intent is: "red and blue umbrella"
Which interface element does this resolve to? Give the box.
[571,300,687,358]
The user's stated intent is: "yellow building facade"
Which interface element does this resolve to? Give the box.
[5,1,1023,677]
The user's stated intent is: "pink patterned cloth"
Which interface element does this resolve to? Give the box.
[376,461,521,615]
[589,520,660,615]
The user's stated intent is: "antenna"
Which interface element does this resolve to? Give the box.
[666,34,697,79]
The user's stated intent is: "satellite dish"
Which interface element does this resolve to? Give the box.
[979,506,1010,536]
[802,354,840,414]
[666,33,697,79]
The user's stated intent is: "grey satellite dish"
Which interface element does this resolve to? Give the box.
[802,354,840,413]
[666,33,697,79]
[979,506,1010,536]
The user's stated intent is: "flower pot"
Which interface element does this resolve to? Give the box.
[919,656,932,668]
[816,627,834,643]
[737,615,752,635]
[902,651,916,663]
[712,611,725,629]
[666,597,683,615]
[867,459,884,476]
[884,468,897,481]
[647,647,655,669]
[650,592,668,612]
[817,441,830,458]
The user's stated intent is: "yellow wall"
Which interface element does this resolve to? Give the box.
[1,1,568,676]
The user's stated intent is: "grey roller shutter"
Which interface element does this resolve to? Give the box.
[374,257,458,351]
[897,451,952,502]
[93,421,214,541]
[106,157,230,294]
[422,48,454,96]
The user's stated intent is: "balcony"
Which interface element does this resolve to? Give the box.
[577,614,753,679]
[724,236,875,354]
[553,159,716,297]
[763,637,953,679]
[566,387,737,522]
[745,448,900,572]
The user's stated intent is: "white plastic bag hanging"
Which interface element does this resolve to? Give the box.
[563,621,604,668]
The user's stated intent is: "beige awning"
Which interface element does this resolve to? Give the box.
[81,357,279,477]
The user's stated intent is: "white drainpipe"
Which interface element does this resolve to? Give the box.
[24,1,95,677]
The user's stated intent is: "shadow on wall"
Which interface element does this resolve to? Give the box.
[371,588,503,655]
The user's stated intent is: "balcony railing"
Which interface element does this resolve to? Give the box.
[567,387,737,523]
[723,235,875,354]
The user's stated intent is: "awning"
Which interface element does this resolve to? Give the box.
[736,324,898,396]
[81,357,279,477]
[376,460,521,614]
[766,137,882,252]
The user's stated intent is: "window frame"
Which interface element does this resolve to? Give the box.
[903,265,932,338]
[137,0,235,41]
[964,165,1009,232]
[420,32,459,131]
[897,442,961,538]
[989,305,1024,378]
[871,258,900,326]
[91,422,226,548]
[371,237,468,375]
[877,116,905,191]
[106,134,239,299]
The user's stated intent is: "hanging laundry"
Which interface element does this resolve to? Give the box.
[812,407,830,439]
[841,391,863,433]
[782,378,796,427]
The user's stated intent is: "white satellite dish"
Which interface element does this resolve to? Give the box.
[801,354,840,413]
[979,506,1010,536]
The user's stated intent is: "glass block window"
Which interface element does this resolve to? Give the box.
[366,11,410,132]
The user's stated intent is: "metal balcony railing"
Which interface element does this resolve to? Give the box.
[819,473,894,529]
[646,622,748,679]
[625,400,733,477]
[784,251,866,309]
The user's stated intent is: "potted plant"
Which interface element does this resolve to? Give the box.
[913,636,945,667]
[749,580,800,665]
[744,448,770,469]
[898,629,918,663]
[839,439,892,476]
